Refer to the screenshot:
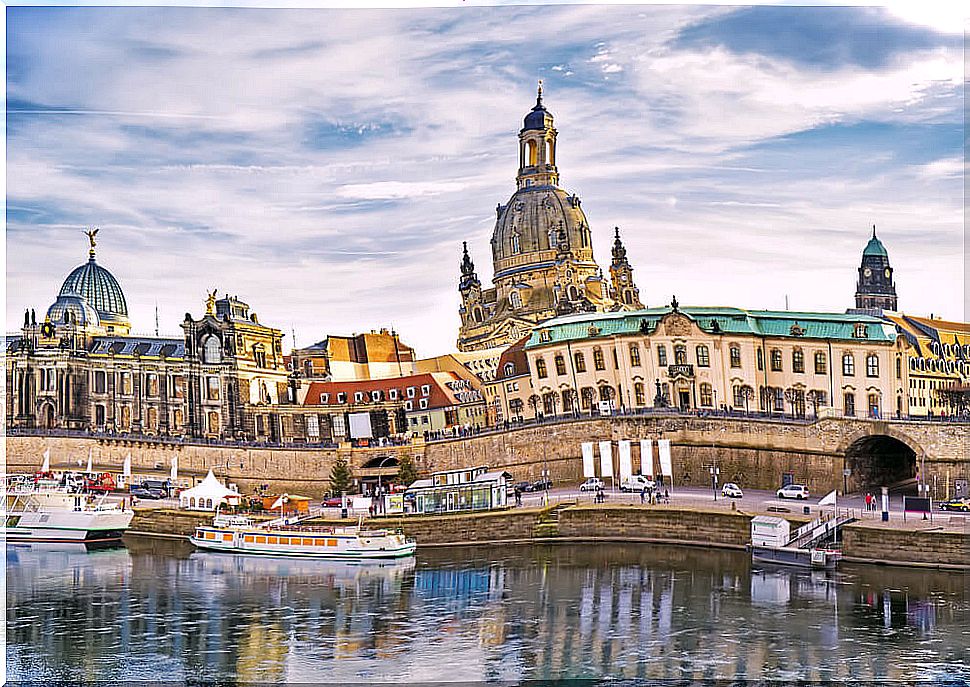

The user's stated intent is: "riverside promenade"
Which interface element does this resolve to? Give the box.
[128,498,969,571]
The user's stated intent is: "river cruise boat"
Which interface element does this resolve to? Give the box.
[190,514,416,559]
[4,487,133,543]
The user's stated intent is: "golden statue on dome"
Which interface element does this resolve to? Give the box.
[205,289,217,316]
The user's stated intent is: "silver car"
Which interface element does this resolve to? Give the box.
[776,484,810,499]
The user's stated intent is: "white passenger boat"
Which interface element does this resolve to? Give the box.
[4,488,133,543]
[190,514,416,559]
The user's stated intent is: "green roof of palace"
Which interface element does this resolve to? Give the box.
[524,306,897,349]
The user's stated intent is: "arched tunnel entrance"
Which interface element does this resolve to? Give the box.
[358,455,400,495]
[844,435,917,493]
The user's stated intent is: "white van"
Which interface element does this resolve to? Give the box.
[620,475,655,492]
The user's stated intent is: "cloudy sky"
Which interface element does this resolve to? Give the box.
[6,4,965,355]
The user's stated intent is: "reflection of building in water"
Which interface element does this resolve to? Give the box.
[235,621,287,683]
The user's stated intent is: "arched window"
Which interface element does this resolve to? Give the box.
[674,345,687,365]
[599,385,615,402]
[252,345,267,368]
[696,345,710,367]
[510,234,520,254]
[814,351,827,374]
[573,352,586,373]
[580,387,595,410]
[843,353,855,376]
[593,348,605,371]
[146,407,158,430]
[504,362,515,377]
[730,345,743,368]
[554,354,567,376]
[527,139,538,166]
[203,335,222,364]
[207,411,220,434]
[190,497,196,508]
[509,290,522,309]
[700,383,713,407]
[206,498,213,509]
[624,290,634,305]
[792,348,805,373]
[868,393,880,418]
[120,405,131,430]
[770,349,782,371]
[473,307,483,323]
[535,357,547,379]
[866,354,879,377]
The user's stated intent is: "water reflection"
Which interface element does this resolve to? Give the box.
[7,540,970,683]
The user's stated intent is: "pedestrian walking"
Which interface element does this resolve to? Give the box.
[640,488,646,504]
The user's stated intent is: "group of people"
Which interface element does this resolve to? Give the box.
[640,487,669,505]
[864,492,880,512]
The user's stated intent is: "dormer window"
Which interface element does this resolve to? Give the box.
[407,387,416,398]
[854,323,869,338]
[354,391,364,403]
[421,384,430,396]
[504,362,515,376]
[337,392,347,404]
[419,398,429,410]
[320,393,330,403]
[389,389,399,400]
[538,329,552,343]
[371,390,382,402]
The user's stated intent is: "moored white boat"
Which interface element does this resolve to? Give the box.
[190,514,416,559]
[4,488,133,543]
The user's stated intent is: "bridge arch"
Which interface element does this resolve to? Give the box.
[837,426,925,493]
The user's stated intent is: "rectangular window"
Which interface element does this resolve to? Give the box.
[770,350,782,372]
[421,385,430,396]
[696,346,710,368]
[121,372,133,395]
[147,374,159,397]
[407,387,416,398]
[792,349,804,373]
[866,355,879,377]
[773,388,785,412]
[207,376,220,401]
[306,414,320,439]
[354,391,364,403]
[536,357,548,378]
[594,348,606,371]
[815,352,827,375]
[331,414,346,437]
[419,398,429,410]
[94,371,106,394]
[843,354,855,376]
[730,346,742,368]
[629,344,641,367]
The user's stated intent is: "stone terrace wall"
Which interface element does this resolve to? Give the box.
[841,521,970,569]
[557,504,753,548]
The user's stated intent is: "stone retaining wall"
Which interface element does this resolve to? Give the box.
[557,504,753,548]
[841,522,970,569]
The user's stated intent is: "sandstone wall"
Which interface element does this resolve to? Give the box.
[841,521,970,569]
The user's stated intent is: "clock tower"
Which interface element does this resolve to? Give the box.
[853,225,898,313]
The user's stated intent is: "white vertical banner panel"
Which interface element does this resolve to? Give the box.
[618,440,633,480]
[581,442,596,478]
[658,439,673,476]
[599,441,614,477]
[640,439,654,478]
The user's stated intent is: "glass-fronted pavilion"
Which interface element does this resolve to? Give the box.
[407,466,511,515]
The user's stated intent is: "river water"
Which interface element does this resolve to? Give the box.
[6,538,970,684]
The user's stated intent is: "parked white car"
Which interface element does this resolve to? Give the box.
[620,475,656,492]
[776,484,810,500]
[579,478,605,492]
[721,483,744,499]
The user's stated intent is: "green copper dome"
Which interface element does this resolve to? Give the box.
[862,226,888,258]
[58,251,129,327]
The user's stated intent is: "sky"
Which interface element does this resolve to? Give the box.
[5,3,966,355]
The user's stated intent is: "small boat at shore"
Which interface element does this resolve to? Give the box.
[190,514,416,559]
[4,487,133,543]
[750,544,842,570]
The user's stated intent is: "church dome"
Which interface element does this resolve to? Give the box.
[46,292,100,327]
[522,82,553,131]
[491,186,593,279]
[863,234,888,258]
[58,251,129,327]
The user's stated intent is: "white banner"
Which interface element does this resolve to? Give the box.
[348,412,373,439]
[599,441,613,478]
[86,447,93,474]
[41,448,50,472]
[657,439,673,477]
[640,439,654,478]
[170,455,179,482]
[581,442,596,478]
[123,453,132,477]
[618,440,633,480]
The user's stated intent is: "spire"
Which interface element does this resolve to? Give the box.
[535,79,543,109]
[611,226,628,266]
[872,223,877,239]
[459,241,480,292]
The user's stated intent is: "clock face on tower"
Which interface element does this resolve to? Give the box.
[884,268,891,278]
[863,267,871,277]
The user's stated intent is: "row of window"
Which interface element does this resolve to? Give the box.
[320,384,432,405]
[533,345,883,378]
[93,404,184,430]
[91,370,185,398]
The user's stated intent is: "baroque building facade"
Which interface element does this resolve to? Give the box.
[457,84,643,352]
[5,233,392,445]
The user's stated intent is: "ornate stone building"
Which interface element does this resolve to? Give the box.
[852,225,898,314]
[5,232,374,444]
[457,84,643,352]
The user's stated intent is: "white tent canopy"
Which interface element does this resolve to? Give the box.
[178,470,241,511]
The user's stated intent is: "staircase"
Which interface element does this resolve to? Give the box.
[787,512,856,549]
[532,501,574,539]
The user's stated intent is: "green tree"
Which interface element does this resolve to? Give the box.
[329,457,353,495]
[397,454,419,488]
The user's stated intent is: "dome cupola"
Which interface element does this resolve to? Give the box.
[57,229,131,332]
[45,292,101,327]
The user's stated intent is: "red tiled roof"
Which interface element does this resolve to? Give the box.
[496,336,531,380]
[305,371,480,410]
